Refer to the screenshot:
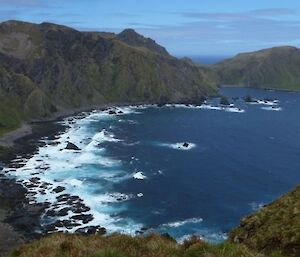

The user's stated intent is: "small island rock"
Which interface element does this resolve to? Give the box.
[65,142,81,151]
[182,142,189,148]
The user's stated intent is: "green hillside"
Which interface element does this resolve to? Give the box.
[0,20,216,136]
[229,185,300,257]
[213,46,300,90]
[9,233,270,257]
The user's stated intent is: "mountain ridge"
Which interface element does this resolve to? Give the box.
[0,20,216,138]
[2,20,300,140]
[116,28,170,56]
[212,45,300,90]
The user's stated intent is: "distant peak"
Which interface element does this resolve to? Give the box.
[39,22,77,32]
[117,28,169,56]
[243,45,299,55]
[0,20,37,28]
[0,20,76,32]
[118,28,143,39]
[119,28,137,34]
[1,20,28,25]
[1,20,21,25]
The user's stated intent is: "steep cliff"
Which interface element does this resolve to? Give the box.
[0,20,216,136]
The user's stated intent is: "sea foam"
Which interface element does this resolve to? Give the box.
[133,171,147,180]
[2,107,143,235]
[261,106,282,111]
[159,142,196,151]
[161,217,203,228]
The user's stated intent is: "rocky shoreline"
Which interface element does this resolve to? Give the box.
[0,103,115,149]
[0,100,238,246]
[0,121,105,256]
[0,100,243,256]
[0,106,141,255]
[0,100,207,149]
[0,119,69,255]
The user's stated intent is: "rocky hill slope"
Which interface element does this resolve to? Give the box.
[213,46,300,90]
[0,20,216,136]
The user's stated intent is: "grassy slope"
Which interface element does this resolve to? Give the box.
[213,46,300,91]
[0,69,35,136]
[0,20,216,137]
[11,233,264,257]
[1,21,299,257]
[229,185,300,257]
[10,185,300,257]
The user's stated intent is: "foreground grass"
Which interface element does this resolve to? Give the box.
[229,185,300,257]
[10,233,282,257]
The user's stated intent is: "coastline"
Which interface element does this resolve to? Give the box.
[0,103,154,255]
[0,99,206,149]
[0,105,108,149]
[220,84,300,93]
[0,93,297,256]
[0,119,69,256]
[0,102,200,254]
[0,102,153,149]
[0,124,32,148]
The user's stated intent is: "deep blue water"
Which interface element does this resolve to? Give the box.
[5,87,300,241]
[104,88,300,240]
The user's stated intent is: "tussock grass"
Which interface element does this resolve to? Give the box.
[229,185,300,257]
[10,233,275,257]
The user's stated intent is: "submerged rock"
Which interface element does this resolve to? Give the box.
[71,214,93,224]
[133,172,147,180]
[53,220,64,228]
[75,226,106,235]
[108,110,117,115]
[43,224,58,233]
[65,142,81,151]
[264,97,275,102]
[182,142,189,148]
[61,220,81,229]
[157,103,166,108]
[45,209,56,217]
[56,194,71,202]
[52,186,65,193]
[71,202,91,213]
[57,207,70,217]
[29,177,40,184]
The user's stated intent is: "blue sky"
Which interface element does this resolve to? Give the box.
[1,0,300,56]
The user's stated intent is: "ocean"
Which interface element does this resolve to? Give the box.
[189,55,230,64]
[3,87,300,242]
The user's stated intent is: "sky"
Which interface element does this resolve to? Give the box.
[1,0,300,57]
